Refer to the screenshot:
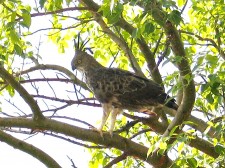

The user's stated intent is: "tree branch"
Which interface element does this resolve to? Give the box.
[0,66,44,120]
[180,30,218,49]
[161,21,195,136]
[0,130,61,168]
[116,18,163,84]
[0,117,172,167]
[123,113,218,159]
[78,0,145,78]
[32,94,101,107]
[137,0,195,148]
[104,152,128,168]
[16,64,90,91]
[31,7,89,18]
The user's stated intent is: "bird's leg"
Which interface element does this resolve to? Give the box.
[109,107,122,137]
[96,103,112,137]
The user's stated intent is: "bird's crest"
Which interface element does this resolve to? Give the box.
[74,34,93,54]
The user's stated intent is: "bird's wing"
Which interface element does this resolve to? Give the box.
[88,67,177,110]
[109,68,162,93]
[90,68,163,97]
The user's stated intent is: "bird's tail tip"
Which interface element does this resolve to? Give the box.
[165,99,178,110]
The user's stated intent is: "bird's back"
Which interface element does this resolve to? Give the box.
[85,67,178,111]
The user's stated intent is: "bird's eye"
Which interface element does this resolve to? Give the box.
[77,59,82,64]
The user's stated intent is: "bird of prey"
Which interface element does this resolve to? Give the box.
[71,41,178,137]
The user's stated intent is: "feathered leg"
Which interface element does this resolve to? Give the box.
[109,107,122,137]
[97,103,112,137]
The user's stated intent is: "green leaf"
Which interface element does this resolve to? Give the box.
[205,54,218,66]
[144,22,155,34]
[0,54,6,61]
[65,0,72,6]
[177,0,185,7]
[169,125,179,136]
[132,28,138,38]
[107,14,120,24]
[9,30,20,43]
[211,82,220,95]
[161,0,177,8]
[39,0,47,9]
[159,141,167,150]
[6,85,15,97]
[170,164,180,168]
[201,83,209,93]
[206,93,214,104]
[21,9,31,28]
[14,44,24,57]
[107,3,123,24]
[129,0,137,6]
[147,145,155,157]
[55,0,63,8]
[11,12,17,22]
[177,142,184,153]
[186,158,197,168]
[215,144,225,154]
[6,22,16,30]
[168,10,182,25]
[197,56,204,65]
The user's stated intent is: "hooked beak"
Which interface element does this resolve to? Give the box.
[71,64,76,71]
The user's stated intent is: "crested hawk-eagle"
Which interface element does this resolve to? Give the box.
[71,46,178,136]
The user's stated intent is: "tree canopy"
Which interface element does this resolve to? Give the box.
[0,0,225,167]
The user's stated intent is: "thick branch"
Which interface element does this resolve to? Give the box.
[162,21,195,136]
[0,66,44,120]
[0,117,172,167]
[0,116,218,161]
[116,18,163,84]
[165,108,217,138]
[140,0,196,143]
[123,112,219,158]
[0,130,61,168]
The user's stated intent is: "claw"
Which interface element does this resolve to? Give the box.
[91,127,104,139]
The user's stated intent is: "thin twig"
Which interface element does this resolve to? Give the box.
[153,39,170,72]
[153,32,164,57]
[180,0,189,14]
[129,129,151,139]
[4,99,26,115]
[30,7,89,18]
[104,153,128,168]
[115,120,140,134]
[67,156,77,168]
[40,71,57,98]
[44,132,106,149]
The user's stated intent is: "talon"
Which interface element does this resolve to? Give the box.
[98,129,103,138]
[91,127,104,138]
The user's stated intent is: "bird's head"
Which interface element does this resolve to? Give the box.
[71,49,103,73]
[71,35,103,72]
[71,49,90,72]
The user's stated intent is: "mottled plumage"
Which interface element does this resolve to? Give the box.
[71,49,178,136]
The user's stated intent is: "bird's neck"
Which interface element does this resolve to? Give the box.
[82,60,104,74]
